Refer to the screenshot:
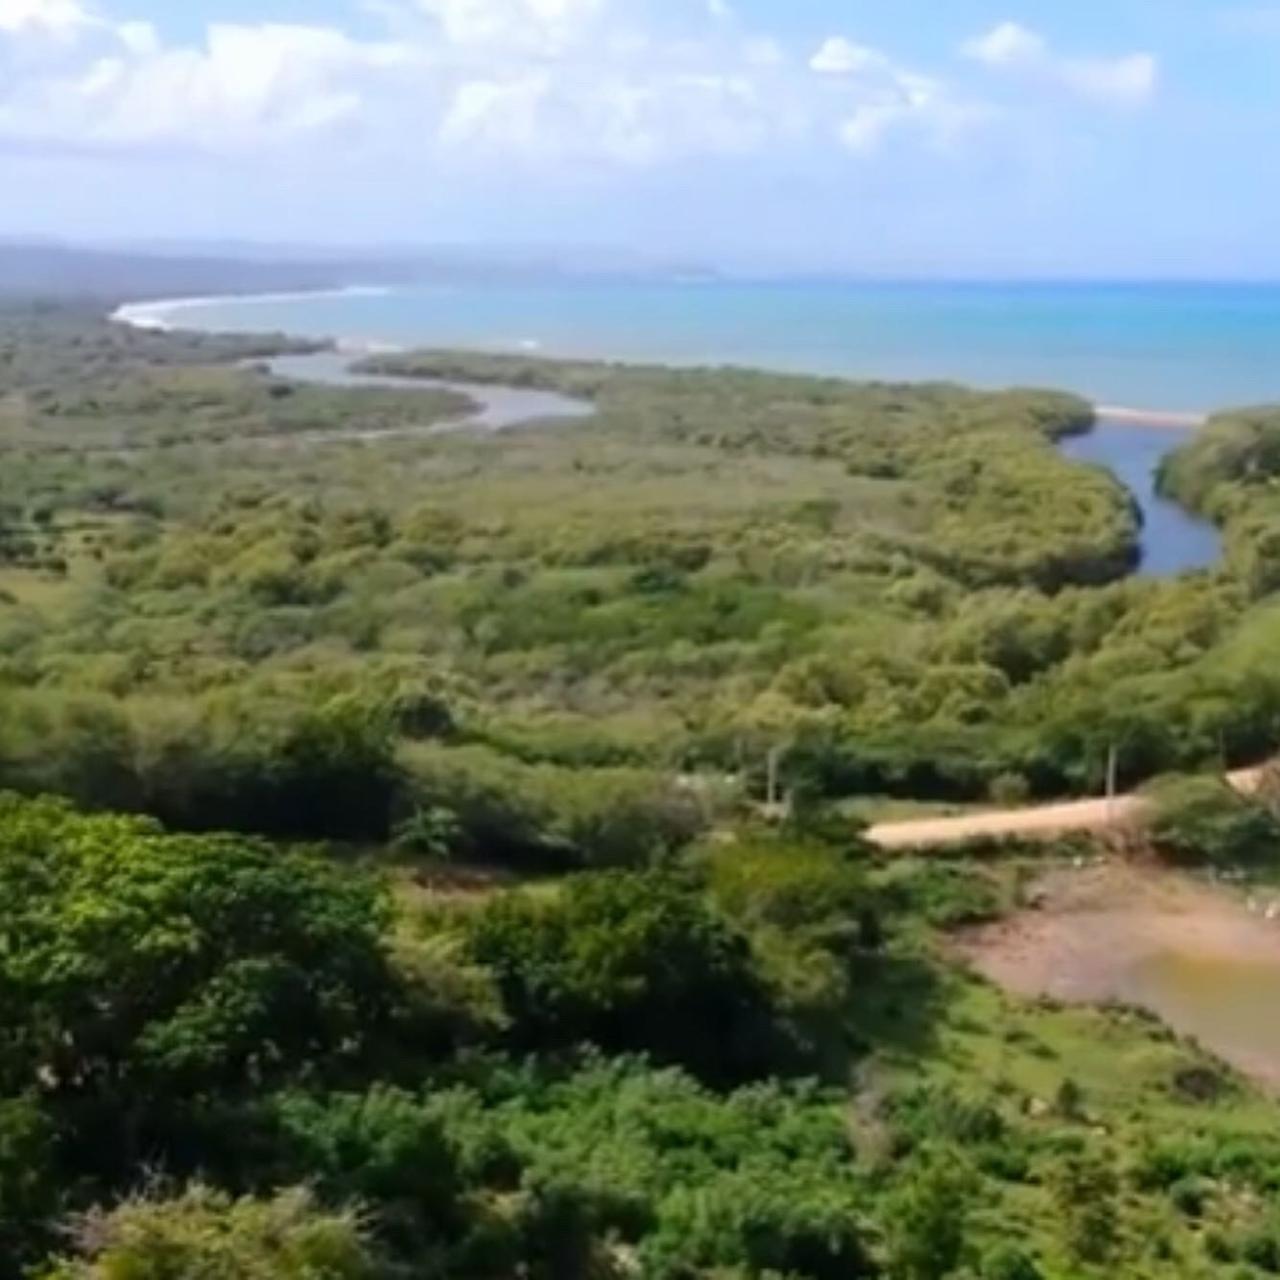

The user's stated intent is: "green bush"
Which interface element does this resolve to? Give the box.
[466,870,776,1081]
[981,1244,1044,1280]
[0,794,401,1167]
[0,1096,58,1279]
[881,862,1004,929]
[269,1088,460,1253]
[40,1186,378,1280]
[1146,775,1280,868]
[402,743,707,870]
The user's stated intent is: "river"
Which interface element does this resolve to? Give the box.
[262,351,594,432]
[1059,418,1222,578]
[264,351,1221,582]
[271,355,1253,1075]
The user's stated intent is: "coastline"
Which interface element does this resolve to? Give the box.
[110,288,1211,430]
[110,285,392,333]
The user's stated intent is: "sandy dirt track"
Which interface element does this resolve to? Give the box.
[869,767,1265,850]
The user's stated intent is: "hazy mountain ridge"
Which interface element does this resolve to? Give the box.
[0,241,721,304]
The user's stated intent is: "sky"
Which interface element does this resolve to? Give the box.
[1,0,1279,277]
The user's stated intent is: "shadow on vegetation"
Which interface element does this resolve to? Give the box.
[844,950,950,1066]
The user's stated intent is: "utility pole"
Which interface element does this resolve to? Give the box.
[766,744,783,810]
[1105,743,1119,825]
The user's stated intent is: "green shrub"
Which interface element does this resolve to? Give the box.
[402,743,706,870]
[1169,1176,1210,1219]
[881,862,1004,929]
[882,1156,976,1280]
[1146,775,1280,868]
[41,1186,378,1280]
[466,870,776,1081]
[981,1244,1044,1280]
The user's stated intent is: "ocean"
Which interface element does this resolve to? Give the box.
[127,280,1280,416]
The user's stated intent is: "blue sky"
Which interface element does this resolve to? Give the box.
[1,0,1278,276]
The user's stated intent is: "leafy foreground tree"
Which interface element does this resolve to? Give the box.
[40,1185,379,1280]
[466,868,779,1083]
[0,793,403,1180]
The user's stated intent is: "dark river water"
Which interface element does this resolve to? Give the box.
[264,354,1221,581]
[1058,418,1222,578]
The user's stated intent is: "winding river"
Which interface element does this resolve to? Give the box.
[262,351,595,432]
[1060,417,1222,578]
[268,351,1262,1080]
[264,351,1221,581]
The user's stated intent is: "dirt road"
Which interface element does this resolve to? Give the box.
[869,766,1266,850]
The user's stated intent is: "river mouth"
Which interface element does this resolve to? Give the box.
[1058,418,1222,578]
[264,354,1221,580]
[960,863,1280,1089]
[276,357,1221,581]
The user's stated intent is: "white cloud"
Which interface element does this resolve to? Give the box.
[1058,53,1157,105]
[810,37,889,77]
[0,0,90,34]
[809,34,985,153]
[962,21,1157,106]
[438,66,783,163]
[0,18,412,149]
[0,0,992,166]
[961,21,1045,68]
[413,0,602,49]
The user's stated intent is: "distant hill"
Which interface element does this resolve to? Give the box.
[0,242,400,304]
[0,240,721,305]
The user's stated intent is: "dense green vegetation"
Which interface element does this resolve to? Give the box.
[9,790,1280,1279]
[3,305,1280,852]
[1146,772,1280,869]
[6,304,1280,1276]
[1161,405,1280,598]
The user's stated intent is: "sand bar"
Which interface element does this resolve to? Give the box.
[1094,404,1207,429]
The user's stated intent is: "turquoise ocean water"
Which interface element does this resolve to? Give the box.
[152,280,1280,415]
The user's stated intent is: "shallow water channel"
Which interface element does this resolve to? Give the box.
[1058,418,1222,578]
[964,864,1280,1090]
[1120,949,1280,1085]
[269,356,1221,579]
[262,351,595,431]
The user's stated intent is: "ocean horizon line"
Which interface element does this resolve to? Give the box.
[111,285,1214,429]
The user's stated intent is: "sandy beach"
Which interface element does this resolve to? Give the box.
[1095,404,1208,429]
[111,285,390,333]
[109,292,1215,438]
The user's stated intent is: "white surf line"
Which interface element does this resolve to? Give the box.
[108,300,1222,431]
[111,285,392,333]
[112,298,1216,435]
